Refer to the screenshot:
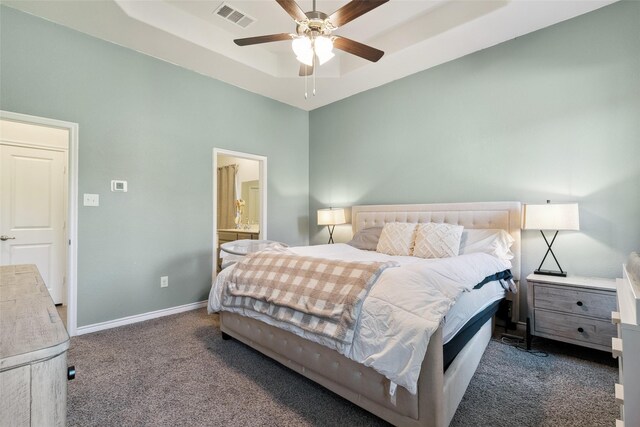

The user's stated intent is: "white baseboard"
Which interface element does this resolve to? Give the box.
[75,300,207,336]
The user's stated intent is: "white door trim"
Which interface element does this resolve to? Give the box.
[0,110,79,336]
[212,148,267,280]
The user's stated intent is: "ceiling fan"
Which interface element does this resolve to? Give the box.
[233,0,388,77]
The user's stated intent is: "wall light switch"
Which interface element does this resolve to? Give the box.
[83,193,99,207]
[160,276,168,288]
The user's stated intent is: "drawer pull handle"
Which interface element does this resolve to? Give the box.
[576,301,583,307]
[577,327,584,333]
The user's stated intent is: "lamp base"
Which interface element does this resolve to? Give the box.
[534,269,567,277]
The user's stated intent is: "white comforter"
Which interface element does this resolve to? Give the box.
[208,243,510,394]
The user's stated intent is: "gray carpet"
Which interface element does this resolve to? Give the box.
[68,309,618,426]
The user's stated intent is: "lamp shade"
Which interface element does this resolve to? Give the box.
[296,52,314,66]
[292,37,313,66]
[314,36,335,65]
[522,203,580,231]
[317,208,346,226]
[292,37,311,57]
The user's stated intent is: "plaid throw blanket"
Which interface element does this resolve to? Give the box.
[221,248,398,344]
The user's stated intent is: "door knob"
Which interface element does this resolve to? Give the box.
[0,235,16,241]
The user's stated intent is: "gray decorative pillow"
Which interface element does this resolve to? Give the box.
[347,226,383,251]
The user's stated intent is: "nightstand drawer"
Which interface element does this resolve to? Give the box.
[535,310,617,347]
[534,285,616,320]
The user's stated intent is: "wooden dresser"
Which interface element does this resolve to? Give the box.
[526,273,617,351]
[612,263,640,427]
[0,264,70,426]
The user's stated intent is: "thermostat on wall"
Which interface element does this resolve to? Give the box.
[111,180,128,192]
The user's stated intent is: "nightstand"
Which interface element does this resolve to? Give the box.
[526,273,617,351]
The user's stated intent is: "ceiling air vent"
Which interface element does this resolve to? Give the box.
[215,3,256,29]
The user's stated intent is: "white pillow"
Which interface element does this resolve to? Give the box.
[458,229,515,262]
[413,222,464,259]
[376,223,417,256]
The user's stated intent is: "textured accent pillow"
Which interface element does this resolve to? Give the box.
[413,222,464,259]
[347,226,383,251]
[376,223,417,256]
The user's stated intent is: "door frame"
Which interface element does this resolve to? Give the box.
[1,110,79,336]
[212,148,267,279]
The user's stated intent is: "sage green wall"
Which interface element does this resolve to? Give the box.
[0,6,309,327]
[309,1,640,317]
[3,2,639,327]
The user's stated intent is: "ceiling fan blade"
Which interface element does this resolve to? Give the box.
[328,0,389,28]
[234,33,292,46]
[276,0,307,22]
[333,36,384,62]
[299,63,314,76]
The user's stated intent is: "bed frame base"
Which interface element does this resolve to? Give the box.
[442,319,492,425]
[220,311,492,426]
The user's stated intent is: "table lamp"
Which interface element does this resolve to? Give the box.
[317,207,346,244]
[522,201,579,277]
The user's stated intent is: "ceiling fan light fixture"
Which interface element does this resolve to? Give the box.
[292,36,312,58]
[296,52,314,66]
[233,0,389,97]
[315,50,334,65]
[314,36,334,65]
[314,36,333,55]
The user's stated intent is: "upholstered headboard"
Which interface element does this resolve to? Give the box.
[351,202,522,281]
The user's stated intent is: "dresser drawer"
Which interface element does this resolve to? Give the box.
[534,285,616,320]
[535,309,617,348]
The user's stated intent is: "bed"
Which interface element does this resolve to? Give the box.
[210,202,521,426]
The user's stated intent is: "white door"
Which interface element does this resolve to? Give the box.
[0,144,67,304]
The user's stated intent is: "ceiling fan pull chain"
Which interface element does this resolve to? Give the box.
[304,70,308,99]
[313,55,316,96]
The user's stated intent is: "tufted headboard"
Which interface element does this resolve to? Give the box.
[351,202,522,281]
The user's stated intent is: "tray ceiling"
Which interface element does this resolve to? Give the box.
[4,0,616,111]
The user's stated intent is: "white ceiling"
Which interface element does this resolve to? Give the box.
[5,0,616,111]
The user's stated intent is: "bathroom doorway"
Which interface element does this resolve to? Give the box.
[212,148,267,276]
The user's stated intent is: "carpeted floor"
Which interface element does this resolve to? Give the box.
[68,309,618,426]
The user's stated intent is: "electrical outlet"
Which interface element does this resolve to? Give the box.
[160,276,168,288]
